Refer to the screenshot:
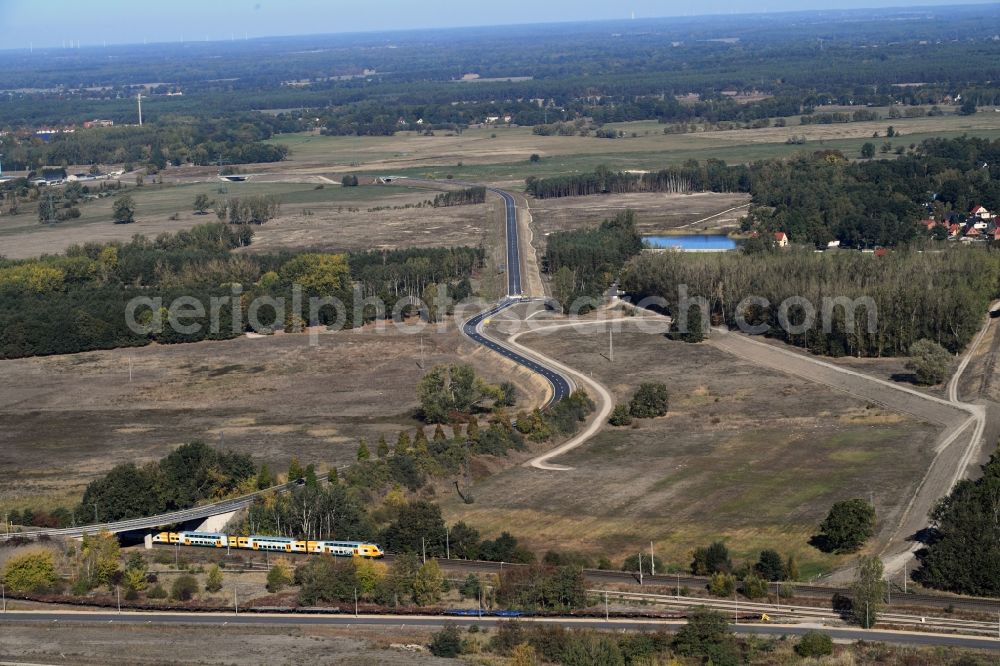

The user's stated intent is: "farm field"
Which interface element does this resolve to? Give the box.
[3,110,999,260]
[0,322,545,512]
[0,180,491,259]
[267,109,1000,185]
[527,191,751,238]
[440,327,938,578]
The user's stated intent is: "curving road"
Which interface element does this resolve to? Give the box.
[458,186,573,407]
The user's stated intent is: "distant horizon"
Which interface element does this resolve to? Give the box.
[0,0,997,51]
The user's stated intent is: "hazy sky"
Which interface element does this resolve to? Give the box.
[0,0,997,48]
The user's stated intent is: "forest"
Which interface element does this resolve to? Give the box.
[2,7,1000,137]
[543,210,644,312]
[431,187,486,208]
[915,451,1000,597]
[527,136,1000,248]
[0,224,485,359]
[526,162,751,199]
[620,247,1000,358]
[0,114,296,172]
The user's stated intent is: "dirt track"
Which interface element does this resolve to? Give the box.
[707,327,991,582]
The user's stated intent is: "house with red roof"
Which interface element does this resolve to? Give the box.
[773,231,789,247]
[970,205,993,220]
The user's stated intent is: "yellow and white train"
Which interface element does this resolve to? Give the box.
[152,531,384,558]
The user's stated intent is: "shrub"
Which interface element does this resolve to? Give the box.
[2,550,60,594]
[509,642,538,666]
[608,404,633,426]
[147,583,168,599]
[673,608,734,660]
[460,574,482,600]
[692,541,732,574]
[708,572,736,597]
[170,574,198,601]
[628,383,669,418]
[489,620,526,655]
[755,549,785,581]
[560,631,624,665]
[266,560,292,593]
[741,573,767,599]
[204,565,223,593]
[429,624,463,657]
[620,553,665,574]
[795,631,833,657]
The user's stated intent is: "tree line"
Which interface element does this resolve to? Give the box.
[915,450,1000,597]
[0,224,485,359]
[0,115,293,172]
[621,247,1000,357]
[528,136,1000,248]
[544,210,644,313]
[431,186,486,207]
[526,162,751,199]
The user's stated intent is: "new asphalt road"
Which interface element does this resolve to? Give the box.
[491,187,522,297]
[460,187,572,406]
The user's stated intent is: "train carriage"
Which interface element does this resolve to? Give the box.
[151,531,382,557]
[178,531,227,547]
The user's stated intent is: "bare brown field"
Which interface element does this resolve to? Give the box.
[440,327,938,578]
[0,621,450,665]
[0,180,490,259]
[0,322,544,511]
[269,111,1000,176]
[528,192,751,237]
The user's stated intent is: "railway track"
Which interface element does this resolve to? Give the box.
[150,544,1000,616]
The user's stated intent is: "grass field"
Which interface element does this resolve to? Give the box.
[0,180,491,259]
[528,192,751,238]
[267,109,1000,185]
[440,327,937,578]
[0,321,545,513]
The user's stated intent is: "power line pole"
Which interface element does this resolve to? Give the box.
[422,537,426,564]
[637,552,643,586]
[649,541,655,576]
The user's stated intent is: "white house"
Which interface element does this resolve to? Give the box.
[971,205,994,220]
